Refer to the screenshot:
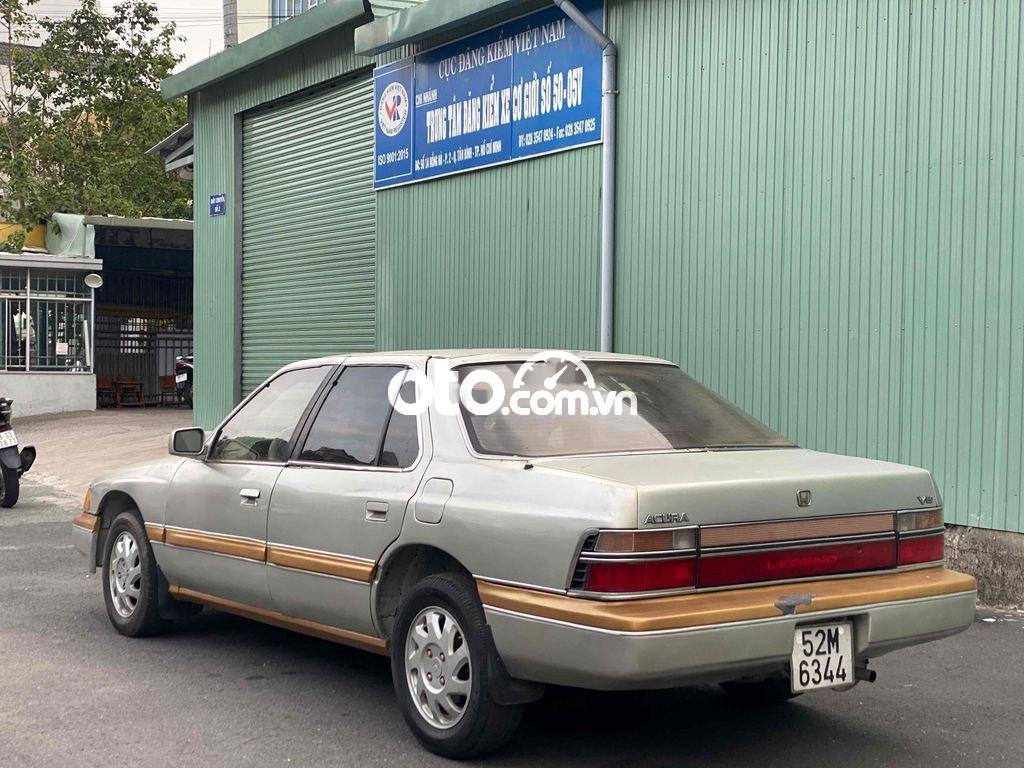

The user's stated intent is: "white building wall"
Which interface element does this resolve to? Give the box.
[237,0,273,44]
[0,373,95,417]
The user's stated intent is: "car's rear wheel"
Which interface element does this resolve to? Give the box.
[391,573,523,759]
[720,674,801,704]
[102,511,166,636]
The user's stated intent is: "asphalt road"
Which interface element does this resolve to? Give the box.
[2,479,1022,768]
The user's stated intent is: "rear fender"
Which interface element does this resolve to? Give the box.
[18,446,34,474]
[0,446,20,470]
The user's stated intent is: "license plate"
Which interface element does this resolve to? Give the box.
[0,430,17,449]
[791,621,853,692]
[175,373,188,384]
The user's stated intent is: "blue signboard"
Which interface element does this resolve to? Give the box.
[373,0,604,189]
[209,193,226,217]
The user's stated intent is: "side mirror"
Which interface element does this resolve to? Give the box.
[169,427,206,457]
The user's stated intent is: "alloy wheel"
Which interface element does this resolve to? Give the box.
[404,606,472,729]
[108,531,142,618]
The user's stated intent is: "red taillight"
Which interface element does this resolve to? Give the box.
[585,557,696,593]
[577,511,945,596]
[898,533,944,566]
[698,539,898,588]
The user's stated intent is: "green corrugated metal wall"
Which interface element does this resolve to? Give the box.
[241,76,376,393]
[191,0,1023,533]
[190,18,371,428]
[611,0,1023,532]
[377,146,602,350]
[376,0,1023,533]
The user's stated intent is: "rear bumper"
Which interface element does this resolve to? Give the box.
[480,568,976,690]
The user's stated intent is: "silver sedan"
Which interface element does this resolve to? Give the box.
[74,350,976,757]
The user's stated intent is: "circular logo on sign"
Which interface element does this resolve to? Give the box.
[378,82,409,138]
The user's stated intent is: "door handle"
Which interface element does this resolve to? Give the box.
[365,501,389,522]
[239,488,260,506]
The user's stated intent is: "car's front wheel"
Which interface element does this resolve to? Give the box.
[102,511,166,636]
[391,573,523,759]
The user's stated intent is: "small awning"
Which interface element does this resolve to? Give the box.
[146,123,194,179]
[0,252,103,272]
[83,215,194,232]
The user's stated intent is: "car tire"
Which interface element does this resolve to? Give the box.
[101,510,167,637]
[720,675,801,704]
[391,573,523,759]
[0,465,18,507]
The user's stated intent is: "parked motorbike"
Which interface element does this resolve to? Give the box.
[0,398,36,508]
[174,355,194,408]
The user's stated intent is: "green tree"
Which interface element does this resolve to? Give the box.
[0,0,191,251]
[1,0,41,248]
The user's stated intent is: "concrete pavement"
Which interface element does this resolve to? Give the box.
[15,408,192,499]
[2,479,1023,767]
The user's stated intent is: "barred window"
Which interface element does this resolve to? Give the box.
[270,0,320,27]
[30,271,88,298]
[0,266,94,372]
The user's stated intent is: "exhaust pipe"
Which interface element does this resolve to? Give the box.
[855,663,877,683]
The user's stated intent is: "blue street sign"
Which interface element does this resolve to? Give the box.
[209,193,226,217]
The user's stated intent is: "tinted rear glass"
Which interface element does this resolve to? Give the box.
[459,361,793,457]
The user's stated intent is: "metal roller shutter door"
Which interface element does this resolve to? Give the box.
[241,75,375,394]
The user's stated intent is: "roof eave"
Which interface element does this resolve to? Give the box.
[82,216,194,232]
[161,0,370,100]
[146,122,193,155]
[354,0,545,56]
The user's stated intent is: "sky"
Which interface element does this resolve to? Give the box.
[26,0,227,70]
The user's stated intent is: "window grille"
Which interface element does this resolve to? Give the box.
[0,266,94,372]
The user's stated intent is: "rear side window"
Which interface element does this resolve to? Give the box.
[380,385,419,469]
[209,366,329,462]
[299,366,418,468]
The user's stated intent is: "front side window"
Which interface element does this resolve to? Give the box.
[209,366,329,462]
[299,366,418,469]
[459,361,794,458]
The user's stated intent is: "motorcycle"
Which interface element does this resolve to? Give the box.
[0,398,36,508]
[174,355,194,408]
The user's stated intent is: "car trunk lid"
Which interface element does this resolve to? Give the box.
[531,448,935,527]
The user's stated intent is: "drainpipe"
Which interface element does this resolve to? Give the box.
[553,0,617,352]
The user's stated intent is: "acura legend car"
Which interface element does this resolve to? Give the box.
[73,350,976,758]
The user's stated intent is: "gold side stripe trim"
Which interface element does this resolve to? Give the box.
[164,527,266,562]
[476,567,976,633]
[168,586,388,655]
[266,544,376,582]
[72,512,101,533]
[152,526,375,583]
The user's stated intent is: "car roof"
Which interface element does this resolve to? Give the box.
[279,348,674,371]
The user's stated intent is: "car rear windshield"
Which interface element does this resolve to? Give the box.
[458,361,794,457]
